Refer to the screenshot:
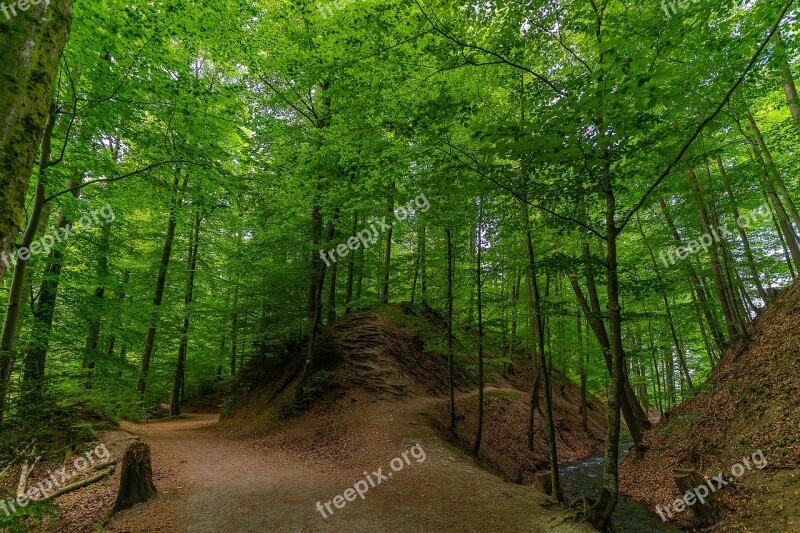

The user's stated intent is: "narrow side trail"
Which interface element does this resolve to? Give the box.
[104,403,591,533]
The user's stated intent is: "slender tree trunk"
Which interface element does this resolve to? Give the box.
[446,228,456,435]
[420,226,427,304]
[410,226,421,305]
[21,178,78,401]
[637,216,693,389]
[506,270,521,374]
[295,255,327,408]
[659,198,727,353]
[686,169,745,340]
[137,175,183,395]
[105,270,130,360]
[747,110,800,231]
[0,0,73,283]
[590,208,624,529]
[578,315,588,432]
[717,155,768,301]
[83,223,110,387]
[774,29,800,141]
[170,211,202,416]
[646,314,664,417]
[326,258,338,324]
[345,214,357,313]
[568,274,645,446]
[381,182,395,304]
[735,115,800,270]
[474,200,485,454]
[0,109,57,429]
[230,285,239,377]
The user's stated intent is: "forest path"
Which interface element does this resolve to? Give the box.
[103,406,592,533]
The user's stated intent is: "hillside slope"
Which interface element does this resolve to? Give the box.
[620,283,800,531]
[223,304,606,487]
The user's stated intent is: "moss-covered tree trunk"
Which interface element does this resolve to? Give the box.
[0,0,73,282]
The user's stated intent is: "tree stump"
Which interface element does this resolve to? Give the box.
[673,468,721,527]
[534,471,552,496]
[113,441,157,512]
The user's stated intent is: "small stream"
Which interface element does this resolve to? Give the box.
[559,444,682,532]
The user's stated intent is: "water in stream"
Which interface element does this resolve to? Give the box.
[559,444,682,532]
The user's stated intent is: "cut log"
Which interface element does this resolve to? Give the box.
[113,441,157,512]
[673,468,721,527]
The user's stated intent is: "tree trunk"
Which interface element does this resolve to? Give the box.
[717,155,768,302]
[577,314,588,431]
[659,198,727,353]
[0,109,56,430]
[0,0,73,283]
[345,214,357,313]
[137,175,183,394]
[746,110,800,231]
[381,182,395,304]
[637,216,693,389]
[685,169,745,341]
[170,211,202,416]
[294,257,326,410]
[105,270,131,360]
[473,199,485,455]
[84,223,110,388]
[446,228,456,435]
[774,29,800,141]
[21,178,78,401]
[230,285,239,377]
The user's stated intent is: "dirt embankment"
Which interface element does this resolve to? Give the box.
[225,304,607,489]
[621,283,800,532]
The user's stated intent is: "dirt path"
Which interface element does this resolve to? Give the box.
[104,406,591,533]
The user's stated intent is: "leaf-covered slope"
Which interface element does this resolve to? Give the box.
[620,282,800,530]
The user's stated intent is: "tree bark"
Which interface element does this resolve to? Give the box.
[381,182,395,304]
[113,441,157,512]
[774,29,800,141]
[717,155,768,302]
[137,175,183,394]
[0,0,73,283]
[473,199,485,454]
[0,109,56,429]
[446,228,456,435]
[21,178,78,401]
[84,223,110,387]
[170,211,202,416]
[685,169,745,341]
[345,214,357,313]
[746,110,800,231]
[659,198,727,353]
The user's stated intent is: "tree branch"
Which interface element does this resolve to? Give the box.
[618,0,795,233]
[45,160,207,202]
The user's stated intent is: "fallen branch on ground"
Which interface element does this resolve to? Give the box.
[39,465,116,501]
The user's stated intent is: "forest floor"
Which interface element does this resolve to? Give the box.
[51,304,602,532]
[620,281,800,531]
[91,404,591,533]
